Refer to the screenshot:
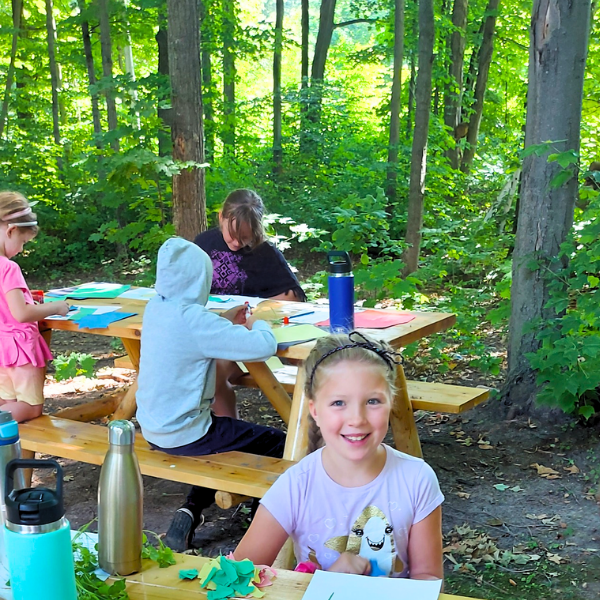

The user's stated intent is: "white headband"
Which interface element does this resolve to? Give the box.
[13,221,38,227]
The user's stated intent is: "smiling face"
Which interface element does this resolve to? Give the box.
[0,224,35,259]
[219,213,253,252]
[308,360,392,469]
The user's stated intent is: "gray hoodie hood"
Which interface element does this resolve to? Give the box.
[155,237,212,305]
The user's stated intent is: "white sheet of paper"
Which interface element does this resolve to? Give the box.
[118,287,156,301]
[301,570,442,600]
[206,295,264,310]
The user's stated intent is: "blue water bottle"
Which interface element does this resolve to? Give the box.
[327,251,354,333]
[4,459,77,600]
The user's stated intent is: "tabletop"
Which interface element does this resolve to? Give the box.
[44,295,456,360]
[118,554,485,600]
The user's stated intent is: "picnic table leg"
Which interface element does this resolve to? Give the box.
[109,338,141,421]
[389,363,422,458]
[274,365,310,570]
[243,362,292,424]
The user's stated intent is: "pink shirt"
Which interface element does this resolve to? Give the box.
[261,444,444,578]
[0,256,52,367]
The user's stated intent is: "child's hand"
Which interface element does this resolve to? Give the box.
[52,301,71,317]
[328,553,372,576]
[221,305,247,325]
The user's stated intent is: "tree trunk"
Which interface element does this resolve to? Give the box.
[78,0,103,143]
[406,47,416,137]
[156,15,172,157]
[402,0,435,276]
[386,0,405,204]
[273,0,284,171]
[443,0,468,169]
[200,0,215,162]
[460,0,500,173]
[299,0,311,151]
[311,0,337,83]
[98,0,119,152]
[121,1,139,129]
[222,0,236,155]
[45,0,62,151]
[167,0,207,240]
[0,0,23,139]
[505,0,591,416]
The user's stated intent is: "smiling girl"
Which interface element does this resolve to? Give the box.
[234,332,444,580]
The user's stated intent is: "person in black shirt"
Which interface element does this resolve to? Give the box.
[194,189,306,417]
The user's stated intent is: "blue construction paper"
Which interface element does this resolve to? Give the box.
[77,312,136,330]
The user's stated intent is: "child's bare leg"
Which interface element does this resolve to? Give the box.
[212,360,244,419]
[1,399,43,423]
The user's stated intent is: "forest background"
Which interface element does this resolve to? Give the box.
[0,1,599,420]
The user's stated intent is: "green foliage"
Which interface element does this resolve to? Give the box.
[527,190,600,419]
[52,353,96,381]
[142,532,176,568]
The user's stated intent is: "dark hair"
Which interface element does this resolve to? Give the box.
[220,189,266,249]
[0,191,39,236]
[304,333,398,454]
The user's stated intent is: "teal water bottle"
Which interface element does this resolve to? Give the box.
[4,459,77,600]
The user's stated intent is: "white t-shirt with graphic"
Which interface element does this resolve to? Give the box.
[260,444,444,577]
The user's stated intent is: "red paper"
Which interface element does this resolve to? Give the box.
[316,310,415,329]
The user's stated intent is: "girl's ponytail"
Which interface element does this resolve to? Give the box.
[307,413,324,455]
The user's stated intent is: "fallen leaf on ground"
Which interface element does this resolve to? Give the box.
[547,552,565,565]
[478,444,493,450]
[530,463,562,478]
[526,514,548,520]
[455,492,471,499]
[563,465,580,474]
[493,484,509,491]
[63,475,75,482]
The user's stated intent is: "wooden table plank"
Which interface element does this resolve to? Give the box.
[117,554,484,600]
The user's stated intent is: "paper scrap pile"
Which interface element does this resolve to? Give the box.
[179,555,276,600]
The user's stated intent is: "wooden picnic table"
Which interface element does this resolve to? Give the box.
[42,295,456,462]
[117,553,484,600]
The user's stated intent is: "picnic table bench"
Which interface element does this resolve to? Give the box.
[19,416,294,504]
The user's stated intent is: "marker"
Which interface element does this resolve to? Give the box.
[244,301,252,318]
[283,316,290,326]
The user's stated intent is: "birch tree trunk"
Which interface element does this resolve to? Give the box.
[273,0,284,171]
[443,0,468,169]
[402,0,435,276]
[460,0,500,172]
[386,0,404,205]
[505,0,591,416]
[167,0,207,240]
[0,0,23,138]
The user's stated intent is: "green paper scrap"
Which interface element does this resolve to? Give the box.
[179,569,199,580]
[207,586,234,600]
[44,295,67,303]
[273,324,329,345]
[200,565,218,588]
[220,555,238,580]
[208,295,230,303]
[69,308,97,321]
[233,559,255,577]
[234,583,255,596]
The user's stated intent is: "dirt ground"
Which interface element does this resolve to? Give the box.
[33,328,600,600]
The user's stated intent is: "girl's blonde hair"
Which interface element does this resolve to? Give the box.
[303,332,400,454]
[0,191,39,236]
[220,189,266,249]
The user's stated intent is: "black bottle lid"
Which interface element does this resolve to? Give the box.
[327,251,352,274]
[5,459,64,526]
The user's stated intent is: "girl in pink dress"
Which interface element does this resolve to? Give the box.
[0,192,69,422]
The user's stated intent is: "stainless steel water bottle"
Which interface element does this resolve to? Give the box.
[327,250,355,333]
[98,420,143,575]
[0,411,25,568]
[4,458,77,600]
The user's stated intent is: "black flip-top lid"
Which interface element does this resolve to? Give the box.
[5,459,64,526]
[327,251,352,274]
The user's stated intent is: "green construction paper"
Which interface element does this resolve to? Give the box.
[69,308,97,321]
[179,569,199,580]
[233,559,255,577]
[200,566,218,588]
[219,556,238,581]
[207,586,234,600]
[234,583,255,596]
[44,295,67,303]
[273,324,328,346]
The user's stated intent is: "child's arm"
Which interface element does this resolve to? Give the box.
[233,505,289,565]
[407,506,443,580]
[6,289,70,323]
